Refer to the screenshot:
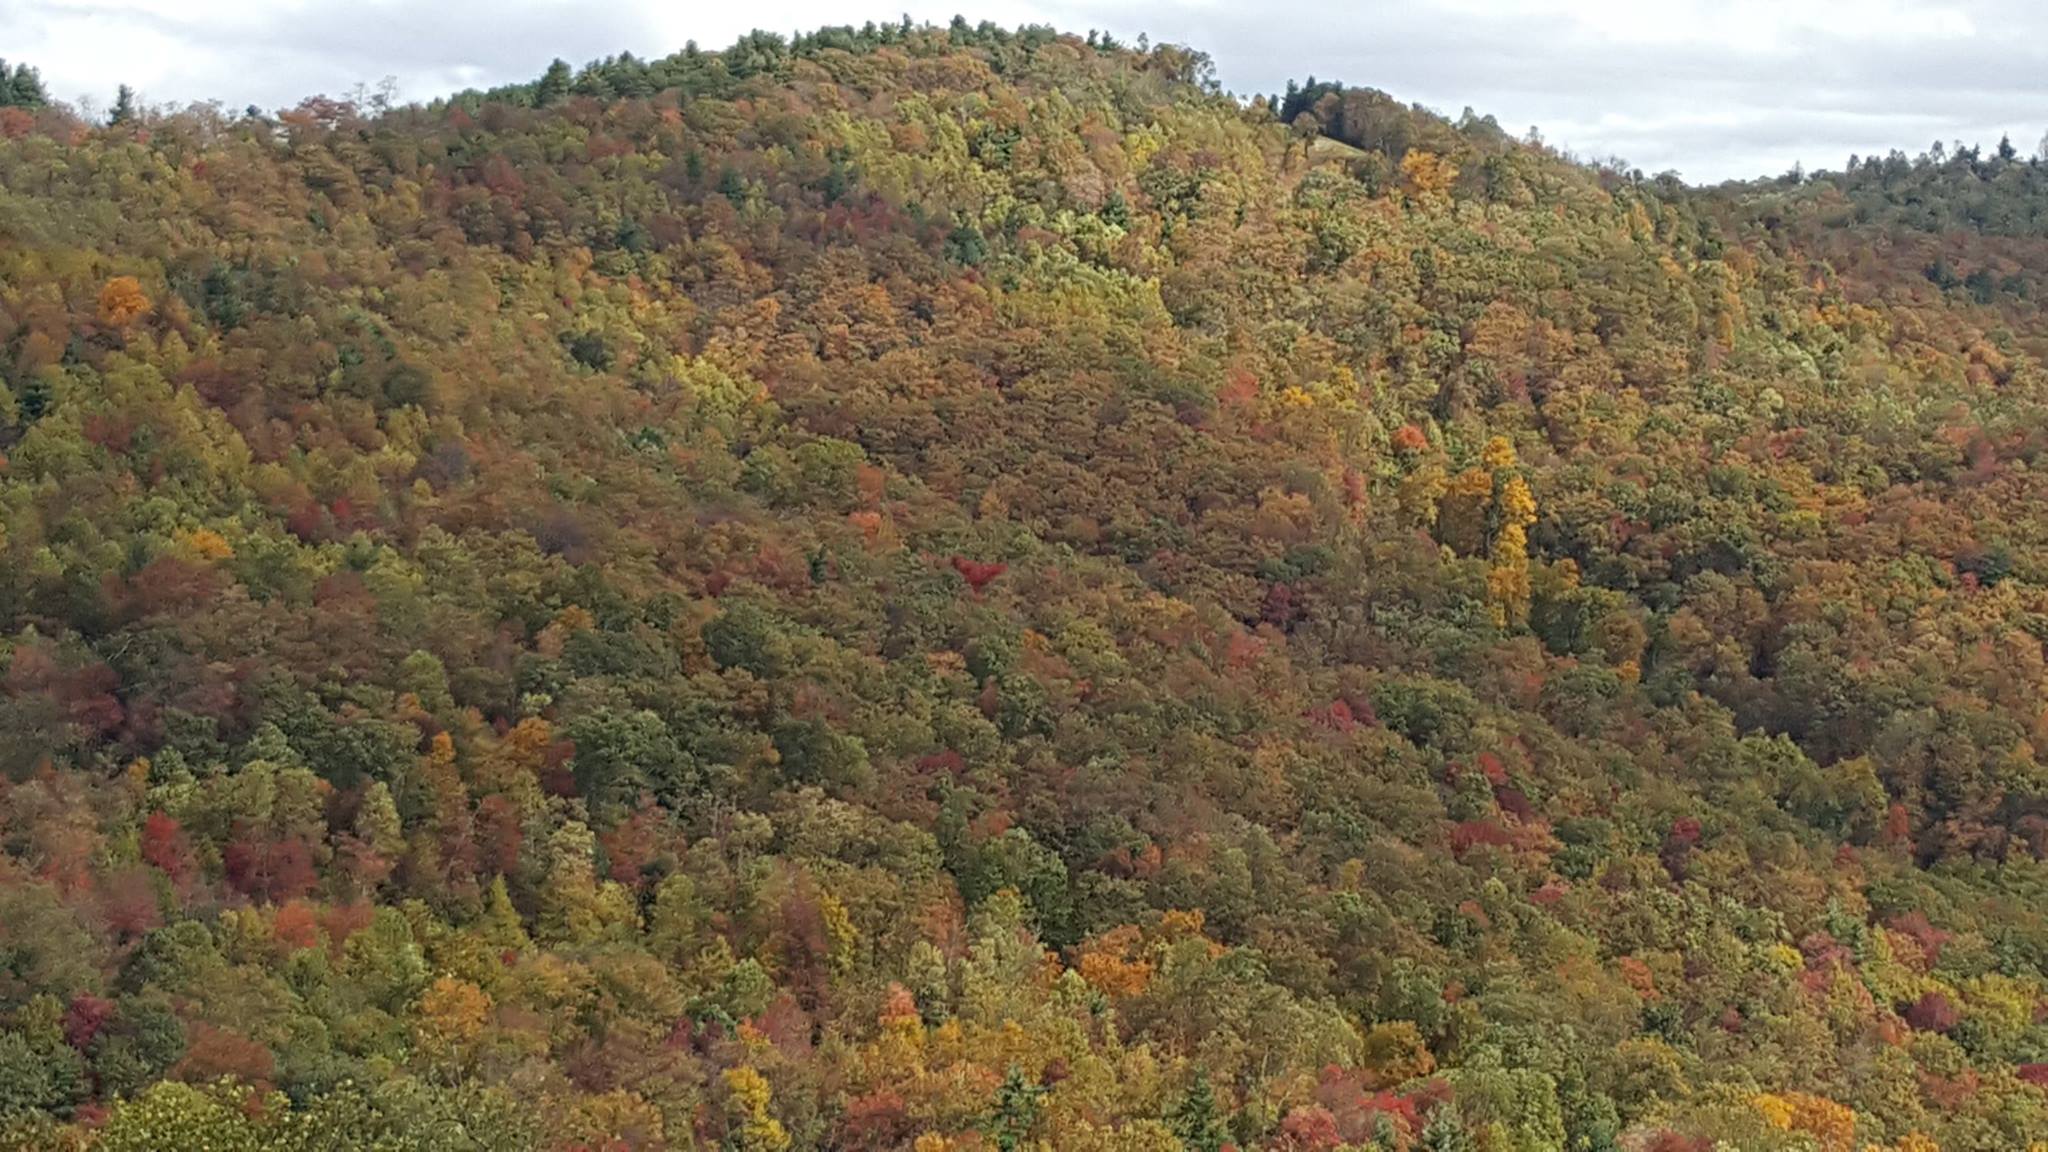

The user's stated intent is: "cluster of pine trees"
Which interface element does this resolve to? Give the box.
[7,19,2048,1151]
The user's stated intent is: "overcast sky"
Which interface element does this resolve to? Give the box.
[4,0,2042,182]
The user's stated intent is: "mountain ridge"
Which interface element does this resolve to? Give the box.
[2,20,2048,1151]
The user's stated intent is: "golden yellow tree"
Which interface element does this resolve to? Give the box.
[412,975,492,1074]
[97,276,150,328]
[1400,149,1458,203]
[1441,435,1538,629]
[725,1066,793,1152]
[1755,1091,1856,1152]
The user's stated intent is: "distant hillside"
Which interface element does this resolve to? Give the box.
[5,21,2048,1152]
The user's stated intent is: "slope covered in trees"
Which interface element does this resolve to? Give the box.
[4,20,2048,1151]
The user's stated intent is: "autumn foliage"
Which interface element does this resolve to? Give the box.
[1,19,2048,1152]
[949,555,1008,595]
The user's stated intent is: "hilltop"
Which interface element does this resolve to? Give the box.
[4,21,2048,1151]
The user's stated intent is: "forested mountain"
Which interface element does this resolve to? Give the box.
[6,20,2048,1150]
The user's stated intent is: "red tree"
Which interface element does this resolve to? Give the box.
[64,995,116,1051]
[950,555,1007,594]
[140,812,194,882]
[1906,990,1960,1033]
[223,829,318,904]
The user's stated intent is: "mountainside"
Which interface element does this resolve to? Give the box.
[7,22,2048,1151]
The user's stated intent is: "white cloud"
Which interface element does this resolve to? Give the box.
[1,0,662,111]
[1,0,2039,181]
[1425,0,1976,50]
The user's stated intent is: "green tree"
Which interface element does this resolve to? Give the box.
[533,59,572,106]
[93,1081,279,1152]
[0,61,47,108]
[0,1029,84,1119]
[1168,1070,1230,1152]
[984,1066,1047,1152]
[566,708,691,812]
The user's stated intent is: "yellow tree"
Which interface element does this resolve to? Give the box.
[725,1066,793,1152]
[97,276,150,328]
[1440,436,1537,628]
[1488,467,1537,629]
[1400,150,1459,205]
[1754,1091,1856,1152]
[412,975,492,1076]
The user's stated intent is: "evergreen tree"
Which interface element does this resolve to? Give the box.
[533,58,572,106]
[983,1067,1046,1152]
[1421,1106,1476,1152]
[1168,1071,1229,1152]
[0,61,48,108]
[477,876,532,952]
[108,83,136,124]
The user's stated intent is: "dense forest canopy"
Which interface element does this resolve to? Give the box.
[8,18,2048,1151]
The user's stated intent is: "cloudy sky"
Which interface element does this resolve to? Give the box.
[3,0,2041,182]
